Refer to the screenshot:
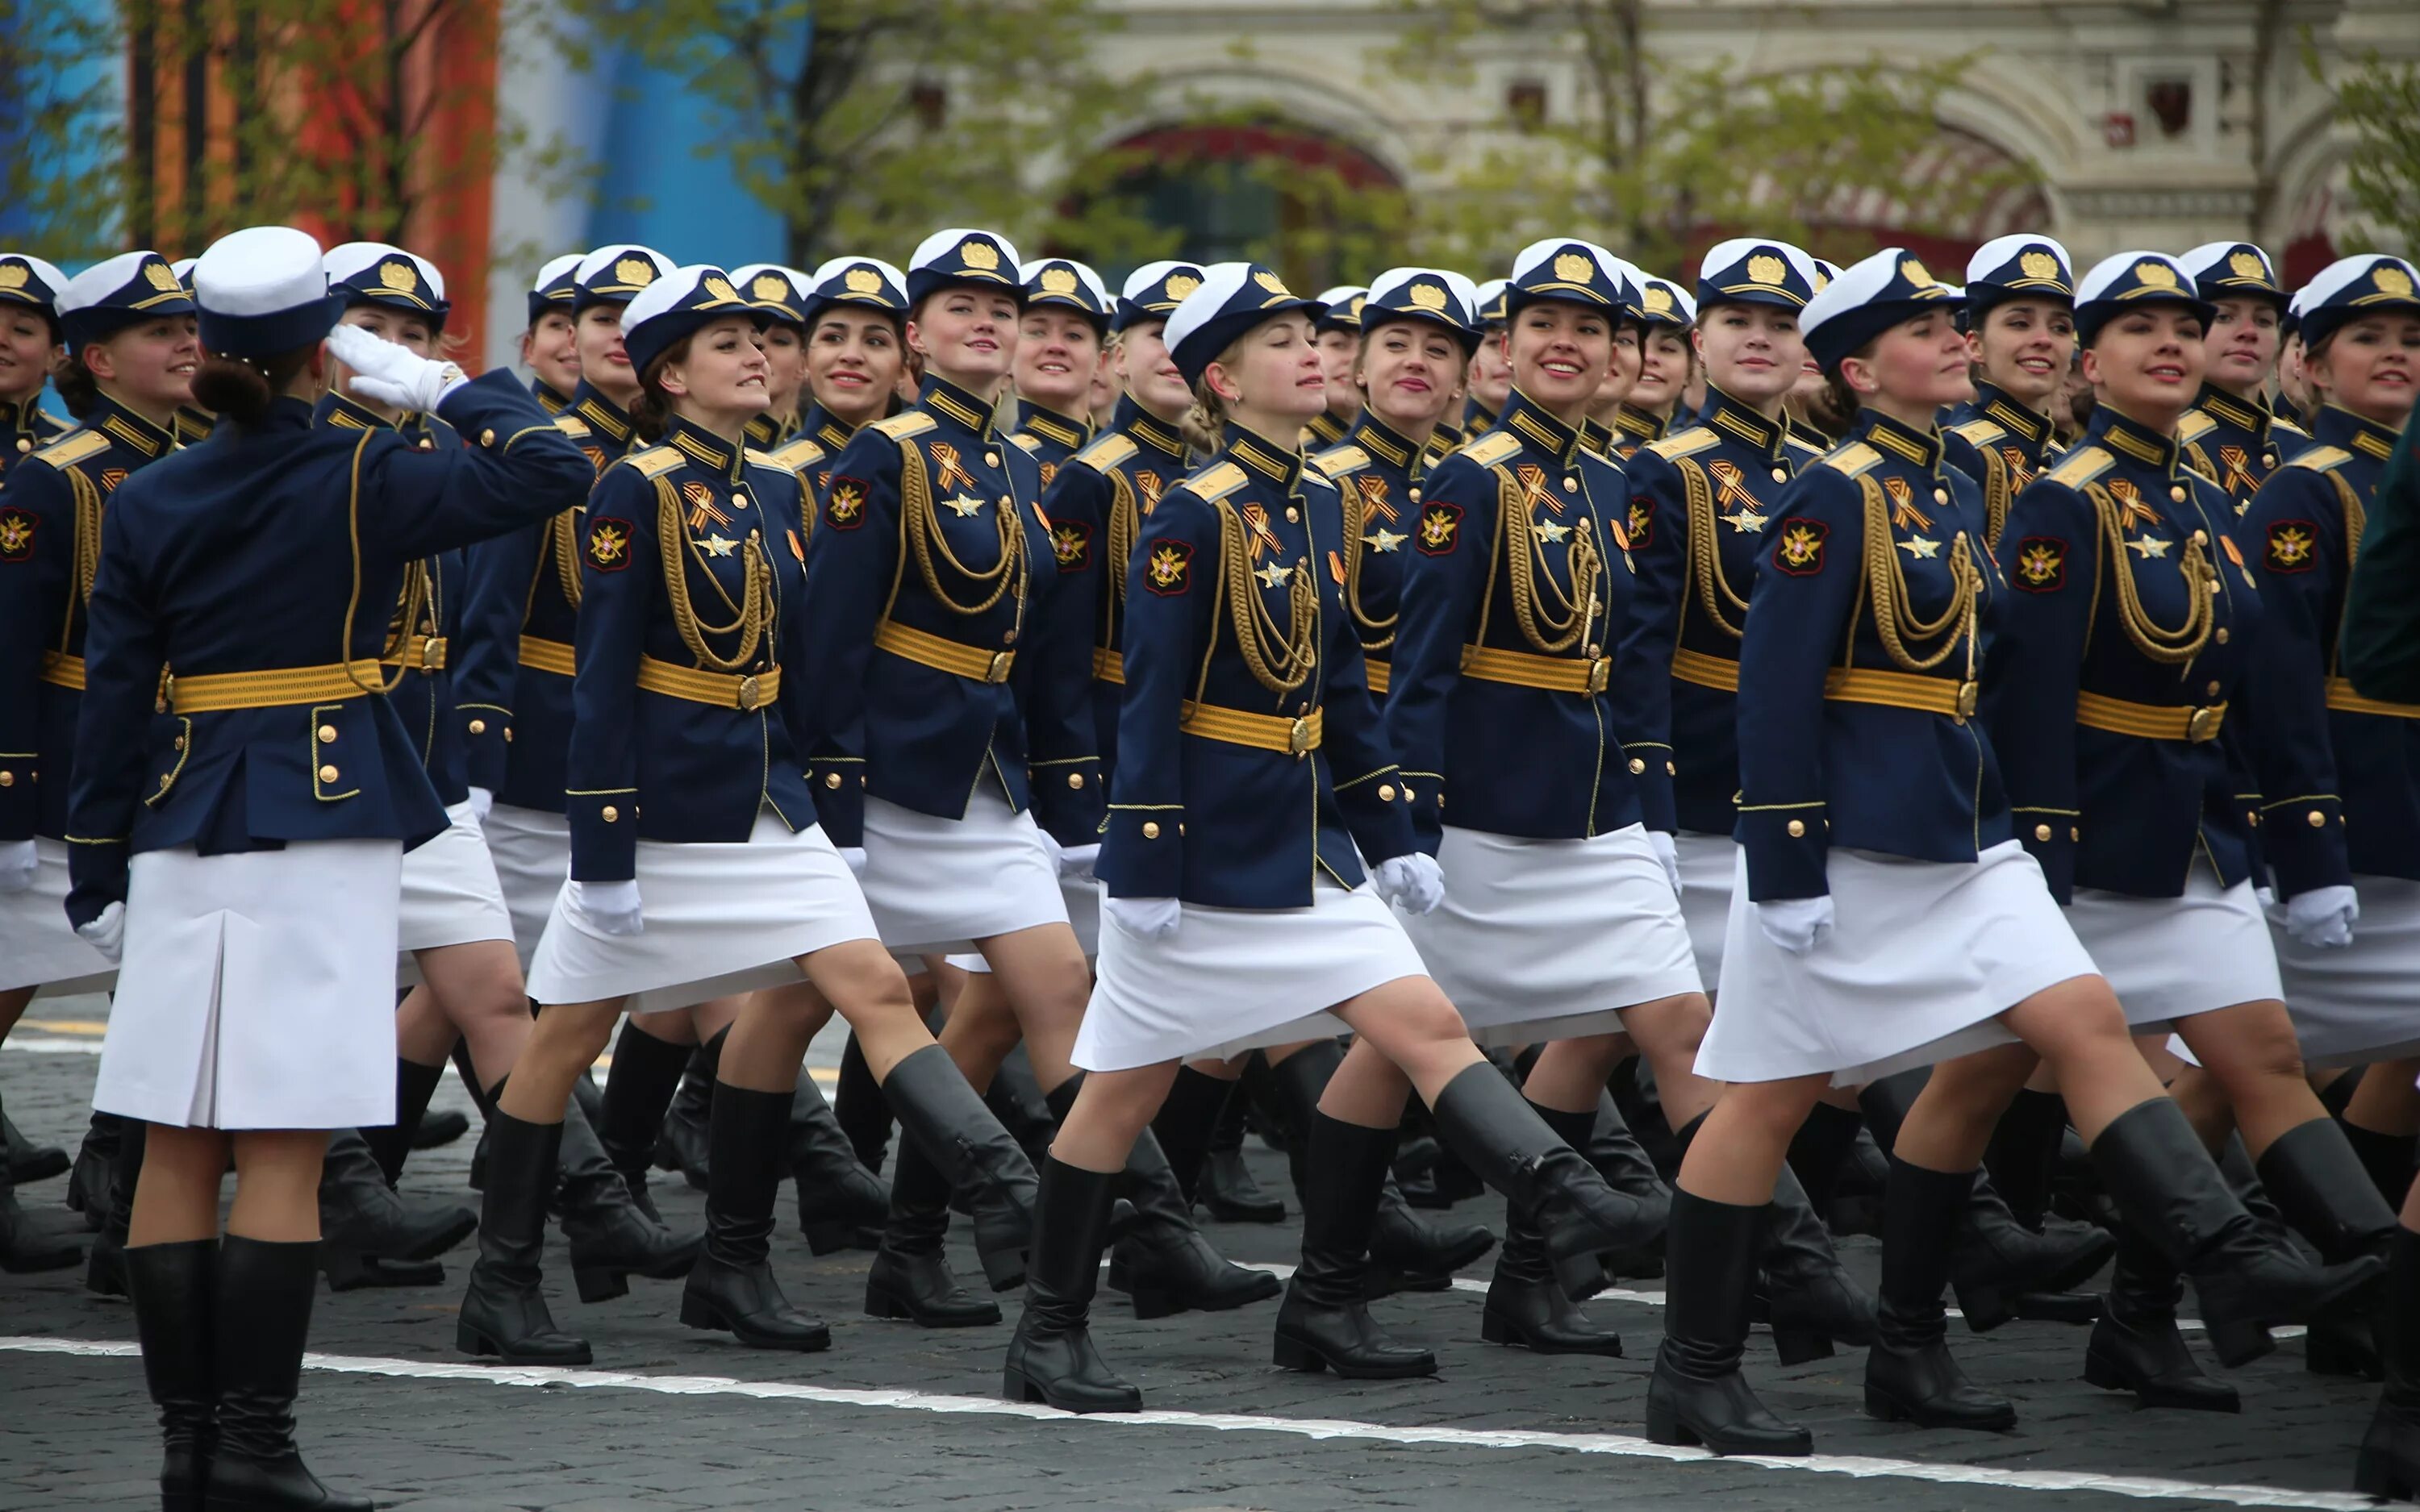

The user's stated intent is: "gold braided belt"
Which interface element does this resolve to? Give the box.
[1091,647,1124,685]
[1362,657,1391,696]
[635,655,782,711]
[1823,665,1980,721]
[1459,643,1611,696]
[1178,702,1324,757]
[2075,689,2226,744]
[380,636,448,672]
[875,619,1015,684]
[518,635,577,677]
[38,652,85,691]
[1670,646,1739,693]
[169,660,388,714]
[2325,677,2420,720]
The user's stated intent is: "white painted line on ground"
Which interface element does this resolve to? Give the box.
[0,1335,2366,1510]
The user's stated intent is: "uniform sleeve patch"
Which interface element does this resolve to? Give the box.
[2012,535,2067,592]
[1417,502,1463,556]
[1771,517,1826,576]
[1049,519,1091,571]
[1625,497,1653,549]
[2264,519,2318,573]
[825,476,868,531]
[0,506,35,562]
[586,516,633,572]
[1145,539,1192,596]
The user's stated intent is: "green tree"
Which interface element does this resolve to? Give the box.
[2314,46,2420,254]
[550,0,1176,272]
[0,1,124,262]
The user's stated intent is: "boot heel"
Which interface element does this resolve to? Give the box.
[2205,1317,2275,1368]
[574,1266,629,1304]
[1955,1282,2011,1335]
[1125,1286,1180,1321]
[1642,1398,1701,1447]
[865,1282,910,1320]
[2354,1456,2415,1502]
[321,1248,373,1293]
[2080,1348,2124,1393]
[455,1318,499,1358]
[978,1245,1028,1293]
[2302,1321,2380,1379]
[1479,1308,1515,1346]
[1863,1384,1909,1422]
[1271,1332,1329,1372]
[678,1289,729,1333]
[1771,1327,1834,1366]
[802,1219,855,1256]
[1002,1366,1043,1403]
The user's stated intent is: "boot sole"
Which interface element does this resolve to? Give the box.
[1108,1260,1283,1320]
[2353,1453,2418,1502]
[865,1281,1001,1329]
[322,1250,444,1291]
[1201,1199,1287,1223]
[1863,1384,2017,1431]
[1643,1399,1814,1457]
[678,1292,832,1352]
[1770,1327,1834,1367]
[7,1151,70,1183]
[999,1364,1142,1413]
[2080,1346,2240,1412]
[1957,1235,2118,1333]
[801,1218,882,1256]
[978,1246,1029,1293]
[1271,1331,1437,1379]
[1478,1307,1623,1356]
[0,1244,85,1274]
[2201,1254,2385,1367]
[454,1317,593,1368]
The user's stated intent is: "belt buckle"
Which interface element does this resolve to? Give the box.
[736,674,762,712]
[987,650,1013,684]
[1955,679,1980,720]
[419,636,442,671]
[1288,716,1313,757]
[1585,657,1610,697]
[2188,706,2222,743]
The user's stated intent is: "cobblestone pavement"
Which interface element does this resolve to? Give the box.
[0,996,2390,1512]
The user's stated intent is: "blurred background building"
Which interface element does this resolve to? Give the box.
[6,0,2415,371]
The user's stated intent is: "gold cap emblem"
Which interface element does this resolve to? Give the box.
[2227,249,2268,281]
[960,239,999,271]
[701,274,738,302]
[1812,264,1831,292]
[144,260,181,292]
[1408,281,1447,311]
[1746,253,1786,286]
[1039,265,1078,295]
[752,273,789,302]
[844,266,882,294]
[1642,284,1672,314]
[378,259,419,293]
[2019,249,2061,281]
[2134,260,2179,289]
[0,262,26,291]
[1164,273,1201,301]
[1553,251,1594,285]
[1347,293,1366,317]
[1254,269,1290,295]
[2374,264,2414,299]
[1901,257,1935,288]
[614,256,657,289]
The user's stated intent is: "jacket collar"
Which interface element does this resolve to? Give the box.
[2190,381,2274,441]
[1462,395,1499,435]
[661,412,749,482]
[744,410,791,448]
[1224,421,1303,490]
[1971,381,2053,450]
[313,389,396,433]
[919,373,997,437]
[1304,410,1350,448]
[1012,397,1090,452]
[1345,411,1423,473]
[1856,406,1946,477]
[2313,403,2401,465]
[1700,384,1787,462]
[532,377,573,414]
[1112,394,1186,460]
[1613,404,1667,445]
[2090,406,2185,478]
[84,392,180,460]
[1500,386,1583,467]
[799,403,856,455]
[570,382,634,447]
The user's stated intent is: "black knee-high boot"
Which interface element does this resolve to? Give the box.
[2259,1116,2402,1381]
[455,1109,590,1365]
[1273,1113,1437,1378]
[1200,1061,1285,1223]
[0,1087,79,1273]
[1001,1156,1140,1412]
[653,1029,719,1190]
[2339,1120,2418,1211]
[317,1126,477,1290]
[67,1109,123,1227]
[1983,1086,2067,1227]
[358,1058,447,1186]
[2083,1222,2238,1411]
[453,1040,492,1191]
[2,1088,66,1184]
[680,1084,828,1350]
[1148,1064,1236,1210]
[2354,1228,2420,1501]
[1425,1063,1660,1266]
[1863,1157,2017,1430]
[1784,1102,1863,1223]
[1585,1088,1673,1282]
[880,1044,1039,1291]
[595,1018,694,1217]
[788,1071,889,1252]
[204,1237,371,1512]
[556,1091,702,1301]
[86,1118,144,1297]
[833,1029,893,1173]
[2092,1098,2385,1367]
[1644,1190,1813,1456]
[127,1238,217,1512]
[1673,1111,1872,1363]
[1480,1101,1623,1355]
[865,1133,1001,1328]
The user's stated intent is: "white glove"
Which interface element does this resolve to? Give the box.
[839,846,869,877]
[2255,885,2277,909]
[1037,828,1065,874]
[1055,843,1100,883]
[0,839,35,893]
[1372,852,1446,916]
[467,786,495,824]
[1648,831,1682,899]
[326,322,469,413]
[565,878,643,938]
[1756,895,1835,956]
[2284,885,2359,949]
[76,902,125,964]
[1107,894,1182,940]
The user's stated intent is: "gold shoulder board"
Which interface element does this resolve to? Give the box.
[2046,444,2116,489]
[620,444,683,479]
[870,411,937,440]
[743,447,789,471]
[2176,410,2217,444]
[1823,441,1884,477]
[769,438,824,471]
[1644,426,1719,461]
[1784,434,1825,457]
[1458,431,1523,468]
[1188,460,1250,502]
[1007,432,1043,456]
[35,429,110,469]
[552,413,593,439]
[1309,444,1370,480]
[1948,418,2006,447]
[2289,445,2353,474]
[1073,432,1137,472]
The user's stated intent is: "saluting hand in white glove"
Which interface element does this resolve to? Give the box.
[325,321,469,414]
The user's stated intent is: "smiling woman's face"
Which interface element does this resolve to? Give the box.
[1694,302,1803,406]
[908,288,1020,392]
[2081,306,2209,428]
[1507,300,1612,416]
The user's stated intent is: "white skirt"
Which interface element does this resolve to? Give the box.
[2268,875,2420,1066]
[2067,872,2282,1032]
[857,789,1068,958]
[1674,831,1737,996]
[1074,880,1426,1073]
[0,837,116,996]
[1404,823,1702,1046]
[94,840,403,1130]
[945,876,1101,975]
[524,810,876,1015]
[396,801,514,964]
[483,802,571,969]
[1699,839,2097,1086]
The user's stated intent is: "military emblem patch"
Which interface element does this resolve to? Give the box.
[586,517,632,572]
[1625,498,1653,548]
[2013,535,2067,592]
[0,506,34,561]
[2265,520,2318,573]
[1050,519,1091,570]
[1771,518,1826,575]
[1417,502,1462,556]
[825,477,868,530]
[1145,539,1191,596]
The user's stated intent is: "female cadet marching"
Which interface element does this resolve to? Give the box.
[522,254,584,414]
[2176,241,2307,510]
[997,261,1662,1414]
[2233,255,2420,1225]
[1994,250,2402,1414]
[1608,274,1695,460]
[456,264,1042,1368]
[1650,248,2378,1460]
[1943,234,2076,551]
[1307,286,1365,450]
[1379,240,1714,1362]
[66,223,591,1512]
[0,251,199,1290]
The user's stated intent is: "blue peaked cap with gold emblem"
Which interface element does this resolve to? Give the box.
[620,264,764,376]
[1162,261,1326,385]
[573,244,675,315]
[56,250,198,351]
[2073,250,2216,347]
[728,264,809,327]
[1696,238,1821,311]
[325,241,451,331]
[1112,260,1206,333]
[526,252,582,326]
[1314,285,1368,335]
[1362,266,1481,354]
[905,227,1023,306]
[1020,257,1113,329]
[1504,238,1632,319]
[2178,241,2286,309]
[1800,246,1964,370]
[1963,234,2075,321]
[1632,274,1696,328]
[190,226,345,359]
[0,252,69,326]
[802,256,909,327]
[2294,254,2420,351]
